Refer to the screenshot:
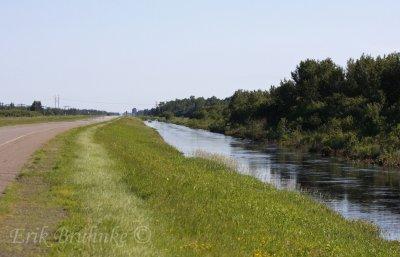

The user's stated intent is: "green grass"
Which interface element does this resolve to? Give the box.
[169,116,212,130]
[48,124,155,256]
[0,115,92,127]
[94,118,400,256]
[0,117,399,256]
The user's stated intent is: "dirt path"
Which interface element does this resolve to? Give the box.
[0,116,115,194]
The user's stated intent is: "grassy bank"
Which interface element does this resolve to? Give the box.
[0,115,91,127]
[0,117,399,256]
[95,118,400,256]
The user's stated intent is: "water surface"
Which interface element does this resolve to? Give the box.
[145,120,400,241]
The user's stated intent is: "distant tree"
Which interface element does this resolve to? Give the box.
[380,53,400,106]
[292,58,345,102]
[30,101,43,112]
[345,55,383,102]
[162,111,174,120]
[229,90,268,124]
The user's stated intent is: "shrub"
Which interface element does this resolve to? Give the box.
[323,131,357,151]
[352,139,381,159]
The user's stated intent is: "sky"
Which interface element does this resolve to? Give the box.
[1,0,399,113]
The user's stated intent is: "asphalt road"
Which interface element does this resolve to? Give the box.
[0,116,115,194]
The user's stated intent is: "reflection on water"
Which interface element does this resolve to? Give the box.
[145,121,400,241]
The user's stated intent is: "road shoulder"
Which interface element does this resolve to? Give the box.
[0,130,69,257]
[0,122,154,257]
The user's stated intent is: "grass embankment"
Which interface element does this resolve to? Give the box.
[0,117,399,256]
[0,115,91,127]
[95,118,400,256]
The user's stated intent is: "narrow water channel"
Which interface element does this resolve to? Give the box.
[145,120,400,241]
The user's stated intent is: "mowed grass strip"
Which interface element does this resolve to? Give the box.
[48,125,156,256]
[94,117,400,257]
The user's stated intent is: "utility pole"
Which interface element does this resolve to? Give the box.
[55,94,60,108]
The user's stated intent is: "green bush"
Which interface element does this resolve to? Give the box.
[162,111,174,120]
[323,131,357,151]
[352,140,381,159]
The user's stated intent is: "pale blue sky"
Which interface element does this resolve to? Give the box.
[1,0,399,112]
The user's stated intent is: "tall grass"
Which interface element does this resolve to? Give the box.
[193,150,239,171]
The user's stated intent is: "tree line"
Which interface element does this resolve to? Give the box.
[0,101,118,117]
[141,53,400,166]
